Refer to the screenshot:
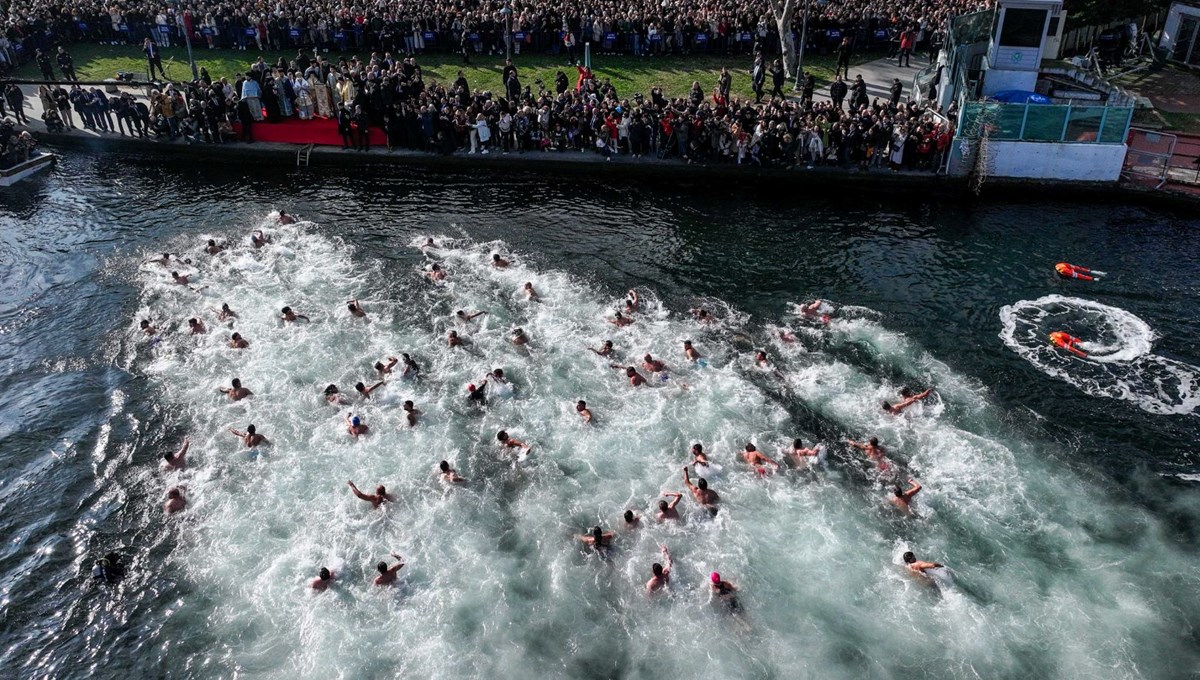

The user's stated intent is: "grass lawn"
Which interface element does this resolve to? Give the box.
[15,43,858,101]
[1158,111,1200,135]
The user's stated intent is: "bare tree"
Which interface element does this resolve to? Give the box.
[770,0,799,78]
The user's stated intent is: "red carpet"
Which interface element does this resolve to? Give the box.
[234,117,387,147]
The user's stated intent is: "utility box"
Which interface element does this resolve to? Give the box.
[982,0,1062,96]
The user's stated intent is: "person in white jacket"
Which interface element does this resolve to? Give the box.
[472,113,491,153]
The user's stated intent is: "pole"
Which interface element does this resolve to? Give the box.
[503,7,512,61]
[793,0,810,90]
[184,23,198,81]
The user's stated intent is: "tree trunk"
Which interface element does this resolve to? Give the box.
[772,0,798,78]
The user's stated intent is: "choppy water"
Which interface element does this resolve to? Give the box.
[2,155,1200,679]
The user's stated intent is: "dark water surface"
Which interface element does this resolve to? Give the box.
[1,154,1198,679]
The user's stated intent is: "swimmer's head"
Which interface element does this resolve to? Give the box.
[492,253,501,261]
[231,378,242,388]
[375,485,386,496]
[692,443,703,454]
[431,263,441,271]
[374,361,385,371]
[246,424,256,435]
[403,400,414,409]
[170,270,179,277]
[319,567,331,580]
[231,332,241,341]
[492,368,504,378]
[755,350,767,360]
[658,500,668,511]
[222,303,231,311]
[188,318,198,326]
[162,450,174,461]
[697,478,708,490]
[347,302,357,311]
[376,561,388,574]
[625,367,636,377]
[903,551,916,564]
[523,281,532,289]
[449,330,458,338]
[745,443,756,452]
[869,437,879,447]
[207,239,216,247]
[324,384,338,395]
[455,310,465,317]
[882,401,895,412]
[900,388,913,398]
[468,383,476,392]
[439,460,450,472]
[623,509,634,523]
[282,306,291,314]
[643,354,652,362]
[603,340,613,349]
[351,417,361,427]
[591,526,603,543]
[710,571,720,584]
[497,430,509,442]
[576,400,587,411]
[793,438,803,448]
[894,486,904,497]
[652,563,664,577]
[355,382,366,391]
[140,319,150,328]
[683,340,692,348]
[167,488,181,499]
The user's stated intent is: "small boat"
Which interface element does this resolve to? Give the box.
[0,153,55,187]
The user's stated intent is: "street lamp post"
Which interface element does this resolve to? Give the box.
[168,0,199,81]
[502,7,513,61]
[793,0,811,91]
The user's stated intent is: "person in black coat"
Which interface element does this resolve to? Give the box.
[337,104,354,149]
[36,50,56,81]
[353,105,370,151]
[769,59,785,99]
[236,98,255,142]
[829,76,847,109]
[56,48,77,81]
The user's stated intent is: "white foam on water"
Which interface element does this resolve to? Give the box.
[999,295,1200,415]
[127,225,1200,679]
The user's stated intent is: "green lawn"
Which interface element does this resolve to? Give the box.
[16,43,856,101]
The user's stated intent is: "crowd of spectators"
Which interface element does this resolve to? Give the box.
[0,0,991,75]
[13,47,953,171]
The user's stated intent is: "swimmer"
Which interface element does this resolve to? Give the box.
[323,384,350,405]
[281,306,309,323]
[277,211,296,225]
[578,526,615,553]
[228,332,249,349]
[787,438,821,466]
[902,551,943,576]
[346,299,367,319]
[439,460,466,483]
[656,492,683,522]
[403,400,421,426]
[229,424,268,448]
[575,400,593,423]
[400,354,421,379]
[710,572,740,610]
[683,340,702,362]
[214,303,237,321]
[798,299,823,318]
[355,380,386,400]
[204,239,225,256]
[311,567,336,591]
[741,443,781,473]
[1049,331,1088,358]
[345,413,369,438]
[623,509,641,530]
[455,309,487,323]
[847,437,888,468]
[522,281,539,301]
[492,253,510,268]
[490,368,512,390]
[642,354,666,373]
[375,356,399,376]
[683,466,720,513]
[496,430,531,455]
[691,308,714,324]
[171,270,190,286]
[251,229,272,248]
[187,318,207,335]
[347,480,394,508]
[511,328,529,346]
[427,263,447,281]
[646,546,672,593]
[164,486,187,514]
[92,551,126,583]
[467,381,488,406]
[447,330,466,349]
[147,252,176,266]
[883,388,932,414]
[1055,262,1103,281]
[162,437,189,470]
[588,340,615,357]
[890,478,922,515]
[778,329,797,343]
[625,289,639,314]
[421,237,436,250]
[373,553,405,586]
[755,349,785,379]
[613,365,647,387]
[610,311,633,327]
[139,319,156,336]
[219,378,252,401]
[690,443,711,469]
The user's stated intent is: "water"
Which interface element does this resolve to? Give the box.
[3,154,1200,679]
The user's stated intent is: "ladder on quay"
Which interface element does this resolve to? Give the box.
[297,143,314,168]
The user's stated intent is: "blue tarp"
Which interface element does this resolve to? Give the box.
[989,90,1053,105]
